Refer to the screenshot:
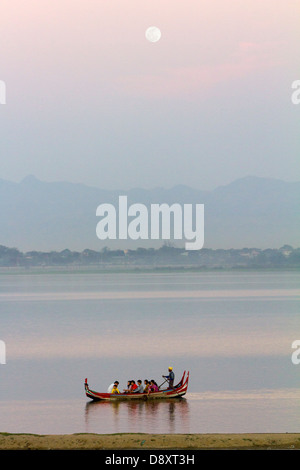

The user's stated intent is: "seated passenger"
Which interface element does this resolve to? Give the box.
[130,380,138,392]
[133,380,144,393]
[149,380,159,392]
[107,380,119,393]
[123,380,132,393]
[143,380,150,393]
[111,383,120,394]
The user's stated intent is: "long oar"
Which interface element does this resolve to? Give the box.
[158,378,167,389]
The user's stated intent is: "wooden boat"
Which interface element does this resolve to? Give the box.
[84,371,189,401]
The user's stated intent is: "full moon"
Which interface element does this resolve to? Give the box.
[145,26,161,43]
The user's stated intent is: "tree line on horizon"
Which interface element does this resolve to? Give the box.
[0,244,299,268]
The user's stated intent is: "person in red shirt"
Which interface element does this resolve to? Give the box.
[130,380,138,392]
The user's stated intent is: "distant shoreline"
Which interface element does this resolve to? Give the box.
[1,245,299,271]
[0,265,299,276]
[0,433,299,450]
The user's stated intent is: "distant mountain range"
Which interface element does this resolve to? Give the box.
[0,175,299,251]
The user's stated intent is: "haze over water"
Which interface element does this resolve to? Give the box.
[0,269,299,434]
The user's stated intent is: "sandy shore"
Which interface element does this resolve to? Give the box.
[0,433,299,450]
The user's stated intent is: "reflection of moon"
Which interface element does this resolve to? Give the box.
[145,26,161,43]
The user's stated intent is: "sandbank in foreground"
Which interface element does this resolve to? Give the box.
[0,433,299,450]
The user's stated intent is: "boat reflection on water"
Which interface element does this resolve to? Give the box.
[84,397,190,434]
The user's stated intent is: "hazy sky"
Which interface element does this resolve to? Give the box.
[0,0,299,190]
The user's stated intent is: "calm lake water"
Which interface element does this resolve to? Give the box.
[0,269,299,434]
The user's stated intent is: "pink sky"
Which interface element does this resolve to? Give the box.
[1,0,298,92]
[0,0,299,189]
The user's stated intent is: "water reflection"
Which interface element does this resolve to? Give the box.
[84,398,190,434]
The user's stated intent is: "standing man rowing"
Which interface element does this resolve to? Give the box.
[162,366,175,388]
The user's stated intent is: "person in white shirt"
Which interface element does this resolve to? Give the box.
[107,380,119,393]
